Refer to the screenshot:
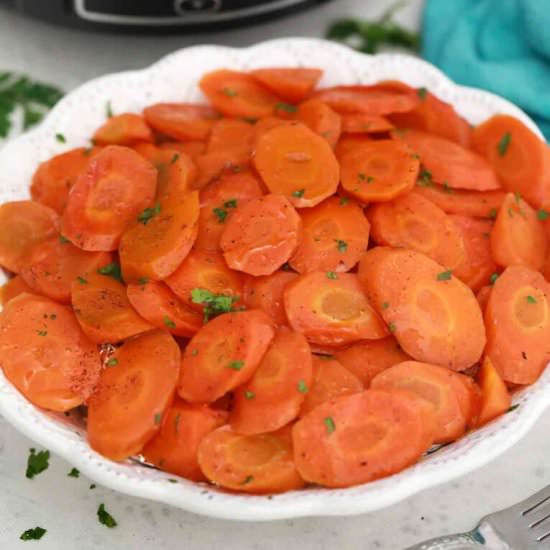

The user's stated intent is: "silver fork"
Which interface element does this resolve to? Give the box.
[406,484,550,549]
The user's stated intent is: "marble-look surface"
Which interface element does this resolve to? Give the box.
[1,1,550,548]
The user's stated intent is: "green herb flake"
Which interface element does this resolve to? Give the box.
[281,262,292,272]
[137,202,161,225]
[26,448,50,479]
[168,478,178,484]
[190,349,199,357]
[154,413,162,425]
[20,527,46,541]
[163,316,176,329]
[538,209,550,221]
[514,191,522,204]
[323,416,336,435]
[106,101,113,118]
[190,288,241,322]
[97,503,117,528]
[442,181,454,194]
[335,239,348,253]
[241,475,254,485]
[382,302,390,309]
[367,176,374,184]
[231,165,242,173]
[527,295,537,304]
[508,403,520,413]
[318,354,335,360]
[89,484,96,490]
[77,276,88,285]
[55,132,66,143]
[67,467,80,478]
[490,272,499,285]
[388,322,397,333]
[417,169,433,187]
[213,207,228,223]
[221,87,238,97]
[36,330,47,337]
[244,390,255,400]
[59,235,71,244]
[224,198,238,209]
[358,172,366,181]
[411,153,420,160]
[326,271,337,280]
[228,360,244,371]
[106,358,118,367]
[508,207,514,218]
[417,87,428,100]
[292,189,305,198]
[488,208,498,219]
[97,262,123,283]
[275,102,298,113]
[436,270,452,281]
[297,380,309,394]
[497,132,511,156]
[339,196,349,206]
[137,277,149,285]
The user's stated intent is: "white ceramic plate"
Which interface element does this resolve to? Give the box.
[0,38,548,522]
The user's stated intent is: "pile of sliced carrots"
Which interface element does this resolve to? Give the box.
[1,66,549,493]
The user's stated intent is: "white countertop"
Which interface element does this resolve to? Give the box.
[1,1,550,549]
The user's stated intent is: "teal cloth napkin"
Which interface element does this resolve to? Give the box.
[422,0,550,140]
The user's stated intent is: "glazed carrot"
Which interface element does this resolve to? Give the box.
[490,192,547,271]
[341,113,394,134]
[143,103,219,141]
[296,99,341,148]
[284,272,388,346]
[199,70,280,119]
[126,281,202,337]
[289,196,370,273]
[471,114,550,208]
[159,140,206,159]
[242,271,298,326]
[142,400,228,481]
[484,265,550,385]
[178,310,274,403]
[250,67,322,103]
[334,336,412,386]
[368,192,465,271]
[476,285,492,313]
[220,194,301,276]
[358,247,486,370]
[198,425,304,493]
[0,293,101,411]
[207,118,255,157]
[231,329,312,434]
[340,139,419,203]
[0,275,33,306]
[62,145,156,251]
[193,150,250,190]
[334,134,371,162]
[299,355,363,416]
[253,124,339,208]
[20,237,112,303]
[476,356,511,427]
[87,329,180,461]
[31,147,99,214]
[292,390,435,488]
[119,190,199,282]
[252,117,295,148]
[0,201,59,273]
[93,113,152,146]
[71,271,153,343]
[543,252,550,282]
[395,129,501,191]
[458,374,482,428]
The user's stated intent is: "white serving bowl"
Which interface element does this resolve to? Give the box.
[0,38,548,522]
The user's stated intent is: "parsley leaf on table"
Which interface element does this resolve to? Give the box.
[20,527,47,541]
[97,503,117,528]
[26,448,50,479]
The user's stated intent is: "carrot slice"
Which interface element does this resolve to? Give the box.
[242,271,298,326]
[252,117,295,148]
[250,68,322,103]
[207,118,255,157]
[476,285,492,313]
[159,140,206,159]
[368,191,465,271]
[471,114,550,208]
[93,113,152,146]
[334,134,372,162]
[0,293,101,411]
[126,281,202,337]
[231,328,312,434]
[199,70,280,119]
[61,145,156,251]
[292,389,434,488]
[490,192,547,271]
[299,355,363,416]
[289,196,370,273]
[484,265,550,385]
[71,271,153,343]
[142,400,228,481]
[476,356,512,427]
[0,201,59,273]
[253,123,339,208]
[341,113,394,134]
[143,103,219,141]
[395,129,500,191]
[0,276,33,306]
[340,139,419,203]
[198,425,304,493]
[220,194,301,276]
[87,329,180,461]
[177,310,274,403]
[334,337,412,386]
[20,237,112,303]
[358,247,486,370]
[193,150,250,190]
[296,99,341,148]
[284,272,388,346]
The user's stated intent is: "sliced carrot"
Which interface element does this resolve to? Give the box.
[193,150,250,190]
[296,99,341,148]
[476,356,512,426]
[0,201,59,273]
[207,118,255,157]
[289,196,370,273]
[490,192,547,271]
[198,425,304,493]
[458,374,482,428]
[142,399,228,481]
[93,113,152,146]
[143,103,219,141]
[299,355,363,416]
[199,70,280,119]
[484,265,550,385]
[0,276,33,306]
[340,139,419,203]
[178,310,274,403]
[231,328,312,434]
[87,329,180,461]
[543,252,550,282]
[334,134,371,162]
[20,237,112,303]
[71,271,153,343]
[292,389,434,488]
[159,140,206,159]
[126,281,202,337]
[284,272,388,346]
[253,123,339,208]
[0,293,101,411]
[242,271,298,326]
[220,194,301,276]
[250,67,322,103]
[476,285,492,313]
[252,117,295,148]
[368,191,465,271]
[341,113,394,134]
[334,336,412,386]
[358,247,485,371]
[395,129,500,191]
[61,145,156,251]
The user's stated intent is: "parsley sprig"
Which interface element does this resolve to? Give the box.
[26,448,50,479]
[191,288,243,322]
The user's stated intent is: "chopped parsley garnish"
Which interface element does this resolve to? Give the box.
[339,196,349,206]
[442,181,454,194]
[508,403,520,413]
[417,87,428,100]
[137,277,149,285]
[367,176,374,183]
[497,132,511,156]
[411,153,420,160]
[335,239,348,253]
[323,416,336,435]
[190,349,199,357]
[168,478,178,483]
[221,87,238,97]
[244,390,255,400]
[538,209,549,221]
[437,270,452,281]
[292,189,305,198]
[490,272,499,285]
[281,262,292,272]
[106,358,118,367]
[488,208,497,219]
[36,330,47,337]
[26,448,50,479]
[190,288,241,322]
[514,191,522,204]
[228,360,244,371]
[137,202,161,225]
[68,467,80,478]
[388,322,397,332]
[97,262,123,283]
[358,172,366,181]
[170,153,180,164]
[224,198,238,209]
[59,235,71,244]
[418,169,433,187]
[318,354,335,360]
[89,484,96,490]
[55,133,66,143]
[20,527,46,541]
[527,295,537,304]
[241,475,254,485]
[213,207,228,223]
[297,380,308,393]
[163,316,176,329]
[97,503,117,528]
[326,271,337,280]
[106,101,113,118]
[154,413,162,425]
[382,302,389,309]
[275,102,297,113]
[77,276,87,285]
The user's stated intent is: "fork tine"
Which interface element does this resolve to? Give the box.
[519,485,550,516]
